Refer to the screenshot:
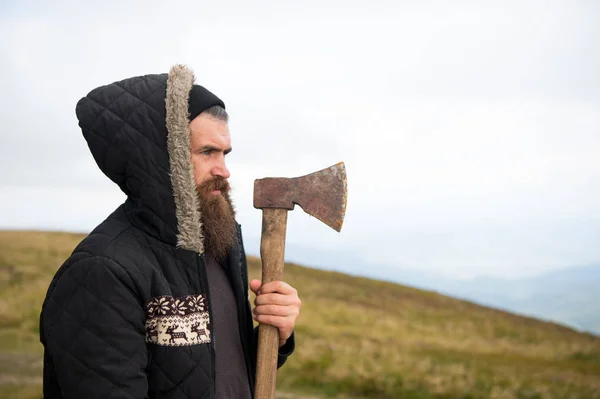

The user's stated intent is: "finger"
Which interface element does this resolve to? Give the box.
[254,293,300,307]
[258,281,297,296]
[253,304,296,317]
[253,314,294,330]
[249,279,261,295]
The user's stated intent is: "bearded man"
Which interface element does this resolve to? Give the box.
[39,65,301,399]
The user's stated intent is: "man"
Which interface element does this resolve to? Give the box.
[39,64,301,398]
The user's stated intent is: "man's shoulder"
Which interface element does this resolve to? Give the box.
[42,214,154,309]
[70,214,163,276]
[72,213,136,260]
[48,217,132,281]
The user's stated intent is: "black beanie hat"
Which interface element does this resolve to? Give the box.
[188,84,226,121]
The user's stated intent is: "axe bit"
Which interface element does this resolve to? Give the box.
[252,162,347,399]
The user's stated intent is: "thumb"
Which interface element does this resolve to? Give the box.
[249,279,262,295]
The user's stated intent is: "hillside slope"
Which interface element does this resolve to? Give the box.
[1,230,599,398]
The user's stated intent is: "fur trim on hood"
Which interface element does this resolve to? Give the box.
[166,65,203,253]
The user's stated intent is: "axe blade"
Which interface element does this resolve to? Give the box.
[253,162,348,232]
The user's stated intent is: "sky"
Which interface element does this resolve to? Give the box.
[1,0,599,280]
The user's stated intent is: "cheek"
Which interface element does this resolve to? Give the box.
[192,157,210,185]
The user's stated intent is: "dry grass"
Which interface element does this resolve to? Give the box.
[1,230,600,398]
[246,258,600,398]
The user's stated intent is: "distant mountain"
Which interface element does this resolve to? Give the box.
[244,236,600,335]
[435,265,600,335]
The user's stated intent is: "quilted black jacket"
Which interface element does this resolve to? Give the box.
[39,65,294,399]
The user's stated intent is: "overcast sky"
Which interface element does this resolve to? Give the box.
[1,0,599,279]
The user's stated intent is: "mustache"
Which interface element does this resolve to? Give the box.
[198,177,231,195]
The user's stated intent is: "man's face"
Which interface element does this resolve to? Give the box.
[189,112,237,261]
[189,113,232,194]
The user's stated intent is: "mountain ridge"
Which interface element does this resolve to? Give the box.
[242,237,600,336]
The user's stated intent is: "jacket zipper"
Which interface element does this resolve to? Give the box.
[198,253,217,398]
[237,227,256,396]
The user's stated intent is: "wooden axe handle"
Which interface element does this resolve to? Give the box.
[255,208,288,399]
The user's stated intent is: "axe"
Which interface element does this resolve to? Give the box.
[253,162,348,399]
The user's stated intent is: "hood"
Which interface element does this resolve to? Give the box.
[75,65,225,254]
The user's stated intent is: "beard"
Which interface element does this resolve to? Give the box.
[196,177,237,263]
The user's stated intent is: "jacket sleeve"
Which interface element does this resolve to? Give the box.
[277,331,295,368]
[40,256,148,399]
[252,327,295,369]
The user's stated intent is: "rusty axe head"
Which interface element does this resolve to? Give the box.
[253,162,347,232]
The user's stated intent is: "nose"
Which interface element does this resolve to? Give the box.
[212,156,230,179]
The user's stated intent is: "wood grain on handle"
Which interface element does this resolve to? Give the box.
[255,208,288,399]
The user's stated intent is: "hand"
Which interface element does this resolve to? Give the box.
[250,279,301,347]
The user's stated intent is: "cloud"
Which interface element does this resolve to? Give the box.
[1,0,599,278]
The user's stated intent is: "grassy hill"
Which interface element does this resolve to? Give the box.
[1,230,599,398]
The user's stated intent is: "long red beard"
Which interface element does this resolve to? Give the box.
[196,177,237,263]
